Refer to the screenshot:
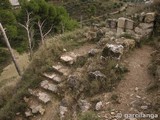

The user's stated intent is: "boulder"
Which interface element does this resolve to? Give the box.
[139,12,146,22]
[95,101,103,111]
[78,99,91,112]
[107,19,117,29]
[102,44,124,59]
[67,75,80,90]
[116,38,135,50]
[89,71,106,81]
[139,23,154,30]
[117,17,126,28]
[135,27,143,35]
[126,19,134,30]
[88,49,99,56]
[144,12,155,23]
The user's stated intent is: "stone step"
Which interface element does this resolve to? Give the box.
[43,72,63,83]
[52,64,70,76]
[40,80,58,93]
[28,89,51,104]
[60,44,97,65]
[60,52,77,65]
[24,97,45,117]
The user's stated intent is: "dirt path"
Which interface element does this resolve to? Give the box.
[97,45,156,120]
[115,45,153,112]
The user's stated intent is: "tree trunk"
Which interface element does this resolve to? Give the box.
[0,23,22,76]
[27,29,33,59]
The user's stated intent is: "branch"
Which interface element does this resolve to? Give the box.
[44,25,53,38]
[18,23,27,30]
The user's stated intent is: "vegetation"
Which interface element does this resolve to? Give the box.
[0,0,78,53]
[0,28,89,120]
[0,48,11,74]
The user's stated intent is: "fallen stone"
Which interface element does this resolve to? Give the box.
[140,105,148,110]
[110,111,115,115]
[135,87,139,92]
[102,44,124,59]
[89,71,106,81]
[88,49,99,56]
[40,80,58,93]
[23,96,29,103]
[67,75,80,90]
[25,110,33,117]
[78,99,91,112]
[135,27,143,35]
[59,106,68,119]
[30,105,45,115]
[144,12,155,23]
[95,101,103,111]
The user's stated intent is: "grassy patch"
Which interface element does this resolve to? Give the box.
[0,48,11,74]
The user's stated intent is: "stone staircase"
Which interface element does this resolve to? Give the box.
[23,43,98,118]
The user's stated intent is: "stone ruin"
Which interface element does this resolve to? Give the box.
[22,12,156,120]
[106,12,155,42]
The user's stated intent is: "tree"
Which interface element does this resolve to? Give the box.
[0,0,11,10]
[0,23,22,76]
[37,19,53,45]
[18,0,78,47]
[18,10,33,59]
[0,10,17,40]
